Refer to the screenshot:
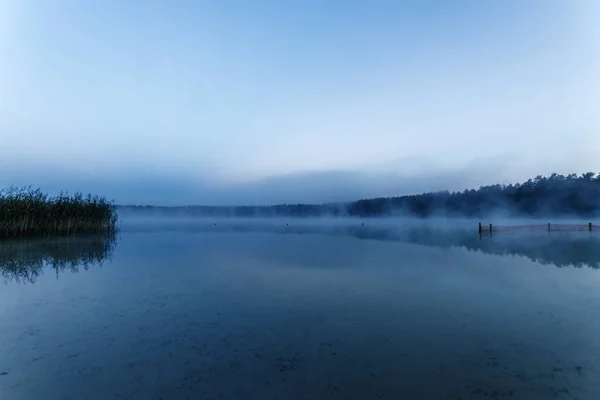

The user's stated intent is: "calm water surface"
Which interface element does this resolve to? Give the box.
[1,219,600,399]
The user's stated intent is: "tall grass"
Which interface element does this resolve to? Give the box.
[0,186,118,238]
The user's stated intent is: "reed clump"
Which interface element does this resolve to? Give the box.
[0,186,118,238]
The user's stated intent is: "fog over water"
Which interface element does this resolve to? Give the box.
[1,218,600,399]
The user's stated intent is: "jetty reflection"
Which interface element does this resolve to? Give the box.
[124,219,600,269]
[326,225,600,269]
[341,225,600,269]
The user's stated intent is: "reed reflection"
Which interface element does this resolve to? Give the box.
[0,233,117,284]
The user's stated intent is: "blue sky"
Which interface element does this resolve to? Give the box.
[1,0,599,205]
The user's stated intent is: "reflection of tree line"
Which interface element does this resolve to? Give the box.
[156,222,600,269]
[0,233,117,284]
[351,226,600,269]
[2,223,598,283]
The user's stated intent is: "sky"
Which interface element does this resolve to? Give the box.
[1,0,599,205]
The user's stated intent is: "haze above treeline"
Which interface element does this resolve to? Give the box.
[119,172,600,218]
[2,2,598,209]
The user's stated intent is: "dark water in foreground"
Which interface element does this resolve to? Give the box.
[1,219,600,399]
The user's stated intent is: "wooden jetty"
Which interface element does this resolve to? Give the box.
[479,222,596,233]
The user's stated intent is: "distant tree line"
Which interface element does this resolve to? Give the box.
[347,172,600,217]
[119,172,600,218]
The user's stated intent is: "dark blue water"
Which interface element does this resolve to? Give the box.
[1,219,600,399]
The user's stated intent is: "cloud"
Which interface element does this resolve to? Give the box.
[1,1,598,205]
[0,153,555,206]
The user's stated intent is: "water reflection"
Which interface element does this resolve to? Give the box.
[123,218,600,269]
[0,233,117,284]
[2,221,599,399]
[354,226,600,269]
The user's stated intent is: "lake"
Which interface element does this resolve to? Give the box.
[1,218,600,399]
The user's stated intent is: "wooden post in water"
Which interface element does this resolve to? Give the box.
[478,223,482,233]
[548,223,551,232]
[590,222,593,232]
[489,223,492,233]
